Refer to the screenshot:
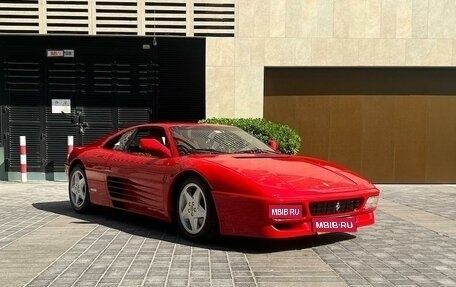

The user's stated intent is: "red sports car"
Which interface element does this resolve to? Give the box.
[66,123,379,240]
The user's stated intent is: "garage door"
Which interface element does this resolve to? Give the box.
[264,68,456,183]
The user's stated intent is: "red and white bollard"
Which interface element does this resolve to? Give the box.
[67,136,74,158]
[20,136,27,182]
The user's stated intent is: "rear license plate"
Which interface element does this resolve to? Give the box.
[312,217,357,233]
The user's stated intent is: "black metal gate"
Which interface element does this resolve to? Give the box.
[2,52,44,173]
[0,35,205,174]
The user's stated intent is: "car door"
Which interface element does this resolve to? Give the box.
[105,127,174,218]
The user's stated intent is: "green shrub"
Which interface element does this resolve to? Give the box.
[199,118,301,155]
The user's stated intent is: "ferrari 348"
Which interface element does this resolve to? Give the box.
[66,123,379,240]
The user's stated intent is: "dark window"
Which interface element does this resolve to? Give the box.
[126,127,168,156]
[105,129,136,151]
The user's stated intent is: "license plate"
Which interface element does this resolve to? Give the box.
[268,205,302,219]
[312,217,357,233]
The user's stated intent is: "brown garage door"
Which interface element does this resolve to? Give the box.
[264,68,456,183]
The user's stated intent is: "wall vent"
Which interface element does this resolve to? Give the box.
[0,0,40,34]
[145,1,187,36]
[0,0,236,37]
[46,0,89,34]
[193,2,235,37]
[96,0,138,35]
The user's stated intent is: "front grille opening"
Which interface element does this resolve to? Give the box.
[309,198,363,216]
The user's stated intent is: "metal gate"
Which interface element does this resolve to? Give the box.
[0,35,205,175]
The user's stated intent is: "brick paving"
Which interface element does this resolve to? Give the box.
[314,210,456,286]
[379,185,456,220]
[0,182,455,287]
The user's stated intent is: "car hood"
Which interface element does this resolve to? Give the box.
[201,154,371,193]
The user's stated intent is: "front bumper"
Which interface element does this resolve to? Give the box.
[212,188,379,239]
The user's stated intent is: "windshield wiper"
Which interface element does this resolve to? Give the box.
[237,148,277,154]
[189,148,224,154]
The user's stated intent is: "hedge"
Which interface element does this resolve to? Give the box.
[198,118,301,155]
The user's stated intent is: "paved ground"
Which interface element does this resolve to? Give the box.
[0,182,455,287]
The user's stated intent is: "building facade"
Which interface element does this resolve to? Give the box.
[1,0,456,182]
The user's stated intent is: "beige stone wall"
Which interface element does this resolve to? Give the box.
[206,0,456,118]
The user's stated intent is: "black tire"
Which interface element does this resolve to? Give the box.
[68,165,91,213]
[175,176,218,241]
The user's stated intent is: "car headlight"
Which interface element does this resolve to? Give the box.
[363,196,379,210]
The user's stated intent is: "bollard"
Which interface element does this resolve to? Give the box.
[20,136,27,182]
[68,136,74,158]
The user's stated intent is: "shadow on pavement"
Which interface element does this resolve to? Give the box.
[33,200,355,254]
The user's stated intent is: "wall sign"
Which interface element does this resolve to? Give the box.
[46,49,75,58]
[52,99,71,114]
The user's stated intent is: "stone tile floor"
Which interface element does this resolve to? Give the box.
[0,182,455,287]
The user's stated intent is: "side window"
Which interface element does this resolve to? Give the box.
[105,129,136,151]
[126,127,168,154]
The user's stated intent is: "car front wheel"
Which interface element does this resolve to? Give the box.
[69,165,91,213]
[176,177,217,241]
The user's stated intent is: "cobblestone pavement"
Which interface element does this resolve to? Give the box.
[379,185,456,220]
[0,182,455,287]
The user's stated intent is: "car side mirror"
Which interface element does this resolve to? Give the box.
[139,138,172,158]
[268,140,279,151]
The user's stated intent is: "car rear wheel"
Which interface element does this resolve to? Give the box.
[69,165,91,213]
[176,177,217,241]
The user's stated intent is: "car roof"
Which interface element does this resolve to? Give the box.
[130,122,231,129]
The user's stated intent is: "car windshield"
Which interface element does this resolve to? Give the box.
[170,125,276,155]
